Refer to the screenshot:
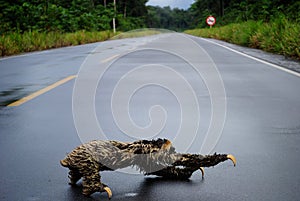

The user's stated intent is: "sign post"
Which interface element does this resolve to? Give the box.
[113,0,116,33]
[206,16,216,28]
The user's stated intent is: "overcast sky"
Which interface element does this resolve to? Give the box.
[146,0,195,10]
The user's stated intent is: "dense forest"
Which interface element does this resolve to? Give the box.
[0,0,148,33]
[189,0,299,27]
[1,0,299,34]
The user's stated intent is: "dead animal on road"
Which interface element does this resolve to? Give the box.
[60,138,236,199]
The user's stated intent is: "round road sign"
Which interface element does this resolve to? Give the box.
[206,16,216,26]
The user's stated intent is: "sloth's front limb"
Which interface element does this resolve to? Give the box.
[145,166,199,180]
[146,153,236,179]
[173,153,236,168]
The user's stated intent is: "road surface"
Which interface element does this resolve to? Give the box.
[0,33,300,201]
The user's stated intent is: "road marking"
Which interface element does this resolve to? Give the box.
[7,75,77,107]
[6,54,119,107]
[200,38,300,78]
[101,54,120,63]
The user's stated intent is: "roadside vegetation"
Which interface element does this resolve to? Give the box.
[185,0,300,60]
[0,30,115,56]
[0,0,148,56]
[185,18,300,59]
[1,0,299,58]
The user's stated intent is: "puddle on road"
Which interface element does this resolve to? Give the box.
[0,91,24,107]
[0,78,68,107]
[0,86,34,107]
[0,87,24,97]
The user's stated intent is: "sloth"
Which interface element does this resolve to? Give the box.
[60,138,236,199]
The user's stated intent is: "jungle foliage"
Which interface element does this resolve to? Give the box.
[185,0,300,59]
[1,0,299,33]
[0,0,148,33]
[188,0,300,28]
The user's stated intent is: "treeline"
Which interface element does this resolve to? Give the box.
[189,0,300,28]
[147,6,190,31]
[146,0,300,30]
[145,0,300,30]
[0,0,148,34]
[1,0,299,34]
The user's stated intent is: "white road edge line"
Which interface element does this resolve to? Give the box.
[200,37,300,78]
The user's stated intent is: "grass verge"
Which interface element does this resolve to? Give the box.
[0,30,115,57]
[185,18,300,60]
[0,29,168,57]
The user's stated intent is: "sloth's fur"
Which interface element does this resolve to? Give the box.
[61,138,233,197]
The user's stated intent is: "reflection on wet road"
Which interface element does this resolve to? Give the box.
[0,44,98,106]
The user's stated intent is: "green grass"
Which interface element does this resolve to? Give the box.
[0,28,171,57]
[2,22,299,59]
[185,18,300,60]
[0,30,115,57]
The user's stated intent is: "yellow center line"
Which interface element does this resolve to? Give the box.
[7,75,77,107]
[7,55,118,107]
[101,54,120,63]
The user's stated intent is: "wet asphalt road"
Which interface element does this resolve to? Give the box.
[0,33,300,201]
